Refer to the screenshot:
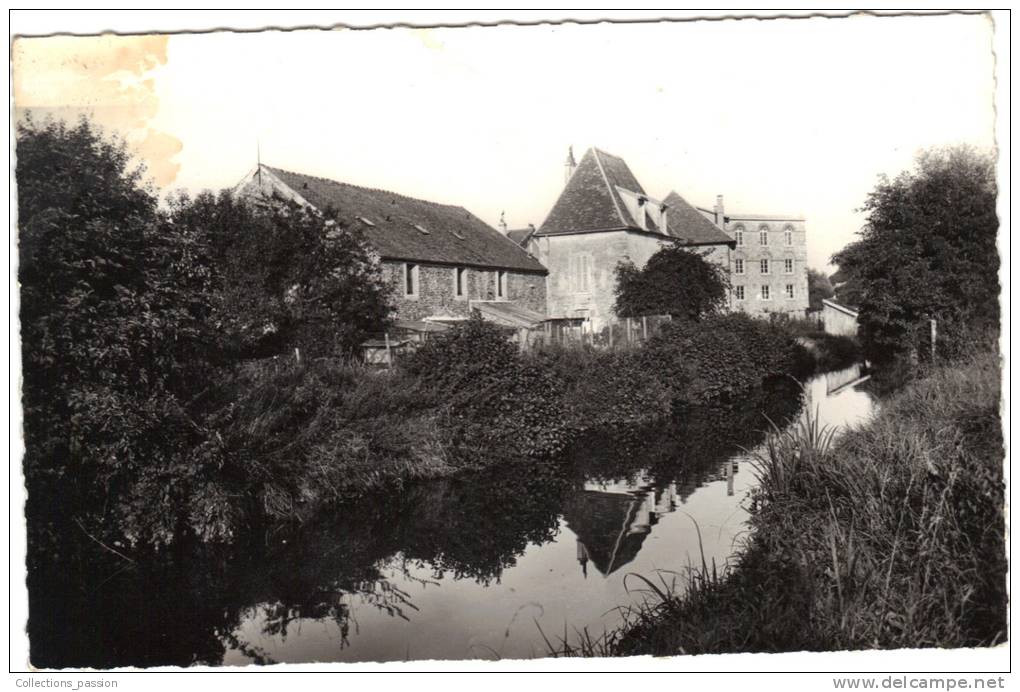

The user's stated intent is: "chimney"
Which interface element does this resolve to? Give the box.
[713,195,725,227]
[498,210,508,234]
[564,146,577,185]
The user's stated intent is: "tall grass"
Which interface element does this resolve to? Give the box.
[585,349,1005,656]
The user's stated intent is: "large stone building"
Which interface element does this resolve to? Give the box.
[522,147,735,332]
[697,198,809,317]
[234,165,548,327]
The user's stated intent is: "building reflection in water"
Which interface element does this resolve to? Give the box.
[564,464,739,578]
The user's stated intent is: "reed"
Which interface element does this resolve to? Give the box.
[571,350,1005,656]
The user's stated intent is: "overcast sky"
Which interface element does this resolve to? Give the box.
[13,12,997,271]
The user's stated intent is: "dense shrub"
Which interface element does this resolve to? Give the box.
[533,345,671,429]
[404,316,573,457]
[645,313,800,405]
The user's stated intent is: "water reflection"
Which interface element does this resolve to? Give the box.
[27,369,878,667]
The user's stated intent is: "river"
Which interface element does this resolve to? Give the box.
[27,364,878,667]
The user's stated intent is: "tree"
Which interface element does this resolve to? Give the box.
[17,116,223,548]
[831,146,998,362]
[168,192,393,360]
[807,268,835,311]
[614,244,729,321]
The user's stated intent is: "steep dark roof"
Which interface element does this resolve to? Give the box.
[260,166,546,273]
[538,148,645,234]
[663,191,737,246]
[537,149,732,248]
[506,227,536,247]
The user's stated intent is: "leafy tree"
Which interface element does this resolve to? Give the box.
[831,146,999,362]
[17,116,223,548]
[807,268,835,311]
[614,244,729,321]
[169,192,393,359]
[19,116,396,549]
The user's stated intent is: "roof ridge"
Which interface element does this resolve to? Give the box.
[591,148,631,228]
[263,165,465,213]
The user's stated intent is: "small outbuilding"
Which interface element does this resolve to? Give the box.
[821,299,859,337]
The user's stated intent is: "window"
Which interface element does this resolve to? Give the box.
[571,253,592,292]
[497,270,507,298]
[760,259,770,274]
[734,258,744,275]
[404,263,419,297]
[761,285,771,301]
[734,285,745,301]
[785,284,795,299]
[454,267,467,298]
[784,226,793,246]
[760,226,769,245]
[734,226,744,246]
[784,258,794,274]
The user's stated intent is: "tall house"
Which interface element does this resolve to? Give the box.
[697,198,809,318]
[530,147,735,331]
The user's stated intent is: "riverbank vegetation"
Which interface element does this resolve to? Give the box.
[832,145,998,364]
[563,347,1004,656]
[20,117,824,554]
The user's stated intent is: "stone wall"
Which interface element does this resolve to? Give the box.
[536,230,730,330]
[380,261,547,321]
[715,214,810,318]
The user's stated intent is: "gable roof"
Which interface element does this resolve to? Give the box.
[538,147,645,234]
[245,165,546,273]
[663,191,738,246]
[506,227,536,247]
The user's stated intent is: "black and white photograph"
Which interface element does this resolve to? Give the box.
[9,9,1009,680]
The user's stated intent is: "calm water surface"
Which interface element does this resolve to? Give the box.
[30,365,877,667]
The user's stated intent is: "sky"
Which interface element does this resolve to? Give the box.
[12,12,998,271]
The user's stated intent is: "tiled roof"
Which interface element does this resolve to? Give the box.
[257,166,546,273]
[538,148,645,234]
[662,191,737,246]
[537,149,732,247]
[506,227,536,247]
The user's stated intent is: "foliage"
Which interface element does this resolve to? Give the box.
[807,268,835,311]
[644,313,800,405]
[603,350,1005,655]
[169,191,393,360]
[831,146,999,363]
[18,116,225,548]
[404,316,572,457]
[614,244,729,321]
[18,116,394,550]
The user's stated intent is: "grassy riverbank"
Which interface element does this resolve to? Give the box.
[575,350,1005,656]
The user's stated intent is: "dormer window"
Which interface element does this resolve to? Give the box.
[617,187,667,233]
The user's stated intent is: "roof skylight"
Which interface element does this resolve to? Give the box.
[357,216,376,227]
[413,223,430,235]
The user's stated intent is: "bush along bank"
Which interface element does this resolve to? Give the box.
[183,312,811,537]
[594,350,1004,656]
